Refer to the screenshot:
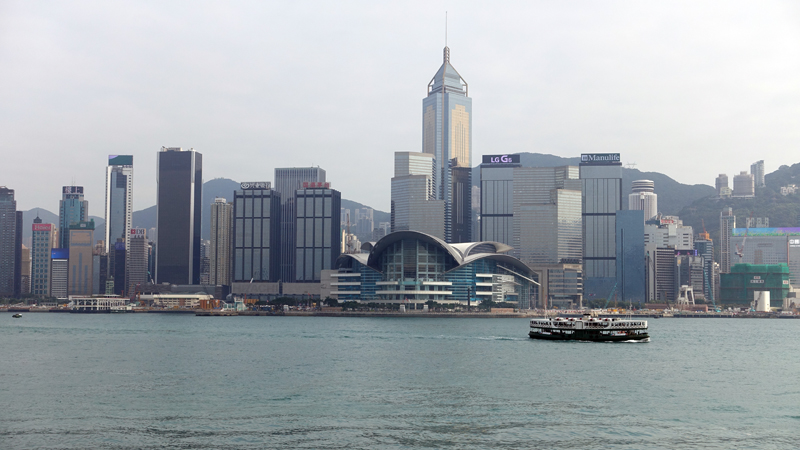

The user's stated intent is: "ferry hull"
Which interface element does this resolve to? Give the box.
[529,330,649,342]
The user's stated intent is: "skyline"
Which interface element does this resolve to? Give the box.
[2,1,799,213]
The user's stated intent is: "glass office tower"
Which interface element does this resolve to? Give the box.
[391,152,444,239]
[232,184,281,283]
[156,147,202,285]
[580,154,623,298]
[274,167,326,282]
[422,46,472,243]
[295,185,341,282]
[0,187,20,297]
[59,186,88,249]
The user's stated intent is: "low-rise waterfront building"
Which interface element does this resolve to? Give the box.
[328,230,537,308]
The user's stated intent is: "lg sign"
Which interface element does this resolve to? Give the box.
[482,154,520,164]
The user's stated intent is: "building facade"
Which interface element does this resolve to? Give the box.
[59,186,88,249]
[391,152,444,239]
[330,231,536,308]
[421,46,472,243]
[751,160,765,188]
[715,174,729,197]
[580,154,623,297]
[156,147,202,285]
[732,171,755,198]
[50,249,69,299]
[295,185,341,282]
[209,198,233,285]
[68,220,95,295]
[274,167,326,282]
[616,210,646,306]
[232,183,281,283]
[126,228,148,297]
[0,187,20,298]
[104,155,134,252]
[31,217,56,297]
[719,207,735,273]
[628,179,657,221]
[479,154,520,245]
[694,236,715,305]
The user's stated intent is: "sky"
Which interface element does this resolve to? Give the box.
[2,1,799,214]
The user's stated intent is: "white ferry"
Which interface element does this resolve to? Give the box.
[529,313,649,342]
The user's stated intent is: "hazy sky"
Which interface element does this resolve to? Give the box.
[2,1,799,214]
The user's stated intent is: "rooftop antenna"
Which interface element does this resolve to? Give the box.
[445,11,448,47]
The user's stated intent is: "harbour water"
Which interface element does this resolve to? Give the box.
[2,314,799,449]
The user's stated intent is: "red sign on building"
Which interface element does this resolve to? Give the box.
[301,182,331,189]
[32,224,52,231]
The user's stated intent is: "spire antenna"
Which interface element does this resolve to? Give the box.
[445,11,448,47]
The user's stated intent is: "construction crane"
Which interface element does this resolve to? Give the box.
[603,282,618,309]
[699,219,710,241]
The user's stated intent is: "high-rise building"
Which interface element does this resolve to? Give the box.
[719,207,735,273]
[68,220,95,295]
[580,153,623,297]
[156,147,202,285]
[199,240,211,285]
[104,155,134,252]
[479,154,521,244]
[59,186,88,249]
[628,180,658,221]
[210,198,233,286]
[0,187,15,296]
[422,46,472,243]
[391,152,444,239]
[274,167,326,282]
[694,235,715,305]
[232,182,281,283]
[20,244,30,295]
[31,217,56,297]
[644,218,694,250]
[715,174,729,197]
[751,160,765,188]
[112,240,126,296]
[126,228,148,298]
[732,171,755,198]
[295,184,341,282]
[616,210,646,307]
[513,166,582,266]
[0,187,21,298]
[50,249,69,299]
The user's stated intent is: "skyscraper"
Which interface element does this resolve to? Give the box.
[719,207,735,273]
[295,183,341,282]
[59,186,88,249]
[422,46,472,243]
[232,183,281,283]
[210,197,233,285]
[31,216,57,297]
[732,171,755,198]
[0,187,20,298]
[68,220,95,295]
[274,167,325,282]
[104,155,134,252]
[512,166,582,266]
[126,228,148,298]
[628,180,658,221]
[156,147,202,285]
[391,152,444,239]
[580,153,623,298]
[479,154,521,244]
[751,160,765,188]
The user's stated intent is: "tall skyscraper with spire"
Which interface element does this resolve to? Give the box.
[421,45,472,243]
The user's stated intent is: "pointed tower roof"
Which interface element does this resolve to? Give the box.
[428,46,468,96]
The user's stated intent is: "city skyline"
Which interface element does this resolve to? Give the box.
[3,1,799,213]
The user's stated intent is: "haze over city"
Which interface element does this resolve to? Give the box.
[2,0,799,213]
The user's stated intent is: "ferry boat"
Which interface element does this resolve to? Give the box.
[529,313,649,342]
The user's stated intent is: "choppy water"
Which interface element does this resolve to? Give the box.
[2,313,799,449]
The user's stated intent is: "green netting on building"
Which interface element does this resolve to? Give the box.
[720,263,790,305]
